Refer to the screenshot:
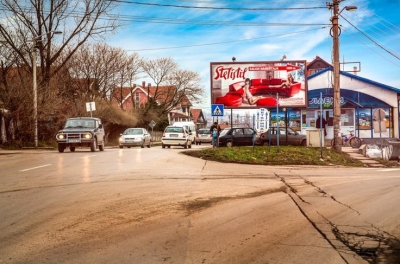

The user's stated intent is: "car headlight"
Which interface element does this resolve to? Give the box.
[84,132,92,139]
[119,137,124,142]
[56,133,65,140]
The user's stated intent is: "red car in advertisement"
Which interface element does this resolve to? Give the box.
[210,61,308,109]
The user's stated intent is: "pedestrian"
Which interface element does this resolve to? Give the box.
[316,113,327,137]
[210,122,221,147]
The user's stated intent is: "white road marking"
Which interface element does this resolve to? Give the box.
[20,164,51,172]
[377,168,400,172]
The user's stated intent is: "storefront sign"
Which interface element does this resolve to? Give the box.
[309,96,345,108]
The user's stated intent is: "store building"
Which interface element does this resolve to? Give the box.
[285,57,400,139]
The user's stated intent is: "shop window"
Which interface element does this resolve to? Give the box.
[302,110,316,128]
[288,110,301,131]
[340,109,354,126]
[357,109,371,130]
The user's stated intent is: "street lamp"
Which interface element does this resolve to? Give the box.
[329,1,357,152]
[32,30,62,148]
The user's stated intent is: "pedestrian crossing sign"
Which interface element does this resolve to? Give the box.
[211,104,224,116]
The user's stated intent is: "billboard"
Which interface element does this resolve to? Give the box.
[210,60,308,109]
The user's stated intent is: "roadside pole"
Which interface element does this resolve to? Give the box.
[320,92,323,158]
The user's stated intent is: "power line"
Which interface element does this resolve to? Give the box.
[125,27,327,51]
[107,0,326,11]
[340,15,400,61]
[341,26,400,69]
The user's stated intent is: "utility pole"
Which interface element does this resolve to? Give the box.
[32,44,38,148]
[31,30,62,148]
[331,0,342,152]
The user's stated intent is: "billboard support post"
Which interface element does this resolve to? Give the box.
[276,93,279,151]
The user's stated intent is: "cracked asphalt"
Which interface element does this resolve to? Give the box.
[0,147,399,263]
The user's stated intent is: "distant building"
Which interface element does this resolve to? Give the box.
[111,81,207,130]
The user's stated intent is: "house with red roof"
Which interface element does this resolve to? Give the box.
[111,81,207,130]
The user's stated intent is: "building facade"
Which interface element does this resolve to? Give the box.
[270,57,400,140]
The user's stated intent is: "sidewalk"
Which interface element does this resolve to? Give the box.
[341,147,385,167]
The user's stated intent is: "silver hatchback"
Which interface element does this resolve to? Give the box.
[196,128,212,145]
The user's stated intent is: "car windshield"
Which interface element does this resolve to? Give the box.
[65,120,94,128]
[124,129,143,135]
[220,128,230,136]
[198,129,210,135]
[165,127,184,133]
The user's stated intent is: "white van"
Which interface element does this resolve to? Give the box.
[172,121,197,144]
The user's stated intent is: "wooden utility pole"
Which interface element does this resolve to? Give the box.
[331,0,342,152]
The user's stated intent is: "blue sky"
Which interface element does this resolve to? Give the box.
[107,0,400,113]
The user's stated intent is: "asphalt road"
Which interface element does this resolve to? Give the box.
[0,146,399,263]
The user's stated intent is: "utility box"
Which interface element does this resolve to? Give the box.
[307,129,324,147]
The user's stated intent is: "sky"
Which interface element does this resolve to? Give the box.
[106,0,400,115]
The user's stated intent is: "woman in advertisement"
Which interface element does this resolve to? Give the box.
[242,78,261,105]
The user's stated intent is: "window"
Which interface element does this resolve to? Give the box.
[340,109,355,126]
[135,92,140,109]
[243,128,253,135]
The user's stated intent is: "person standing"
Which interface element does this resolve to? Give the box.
[316,113,327,137]
[210,122,221,147]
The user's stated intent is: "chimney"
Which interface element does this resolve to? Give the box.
[142,81,146,88]
[353,66,357,75]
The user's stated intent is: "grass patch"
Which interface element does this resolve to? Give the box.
[183,146,366,167]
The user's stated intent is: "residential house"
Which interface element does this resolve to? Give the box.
[111,81,207,130]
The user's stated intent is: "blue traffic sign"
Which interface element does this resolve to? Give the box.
[211,104,224,116]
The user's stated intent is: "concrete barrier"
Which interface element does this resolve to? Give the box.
[375,138,400,161]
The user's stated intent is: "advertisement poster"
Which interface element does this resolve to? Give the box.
[210,61,307,109]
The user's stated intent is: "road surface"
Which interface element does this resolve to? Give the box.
[0,146,399,263]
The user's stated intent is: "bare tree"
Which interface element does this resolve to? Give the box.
[0,0,121,143]
[141,57,204,116]
[165,68,204,112]
[65,43,142,111]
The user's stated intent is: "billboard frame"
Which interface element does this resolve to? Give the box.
[210,60,308,109]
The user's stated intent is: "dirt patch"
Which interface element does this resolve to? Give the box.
[181,186,287,215]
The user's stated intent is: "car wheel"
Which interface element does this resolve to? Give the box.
[147,140,151,148]
[90,138,96,152]
[162,144,165,149]
[119,145,123,149]
[301,139,307,146]
[99,142,105,151]
[58,144,65,153]
[188,143,192,149]
[69,146,76,152]
[262,141,269,146]
[141,140,145,148]
[226,141,233,148]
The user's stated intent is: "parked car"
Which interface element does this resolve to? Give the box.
[119,128,152,148]
[196,128,212,145]
[258,127,307,146]
[218,127,258,147]
[55,117,105,153]
[161,126,192,149]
